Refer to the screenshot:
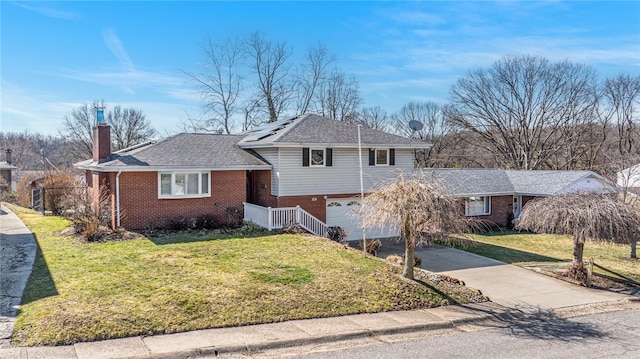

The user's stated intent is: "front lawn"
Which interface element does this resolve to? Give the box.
[456,231,640,279]
[10,205,485,346]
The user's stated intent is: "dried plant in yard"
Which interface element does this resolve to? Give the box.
[515,193,640,281]
[42,169,79,214]
[15,173,41,208]
[60,184,112,241]
[358,239,382,256]
[361,172,474,280]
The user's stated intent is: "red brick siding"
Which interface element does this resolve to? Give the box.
[93,125,111,163]
[472,195,513,227]
[117,170,247,229]
[251,170,277,208]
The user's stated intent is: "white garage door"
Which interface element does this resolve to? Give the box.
[325,198,399,241]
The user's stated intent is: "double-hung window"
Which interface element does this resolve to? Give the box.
[159,172,210,198]
[368,148,395,166]
[302,147,332,167]
[466,196,490,216]
[375,149,389,166]
[311,148,325,166]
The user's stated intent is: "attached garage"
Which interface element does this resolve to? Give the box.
[325,198,399,241]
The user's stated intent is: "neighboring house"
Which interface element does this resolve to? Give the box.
[617,164,640,194]
[75,113,431,240]
[0,149,17,192]
[422,168,620,228]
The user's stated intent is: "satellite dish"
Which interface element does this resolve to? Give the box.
[408,120,423,132]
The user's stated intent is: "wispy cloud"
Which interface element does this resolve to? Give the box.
[53,67,184,94]
[0,82,200,136]
[11,2,81,20]
[0,82,81,134]
[103,28,135,72]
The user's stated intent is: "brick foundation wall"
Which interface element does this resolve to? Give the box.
[117,170,247,229]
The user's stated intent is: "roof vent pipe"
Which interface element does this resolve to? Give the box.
[5,149,12,164]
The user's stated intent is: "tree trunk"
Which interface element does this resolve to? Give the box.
[573,235,584,266]
[403,240,415,280]
[631,241,637,259]
[568,234,588,281]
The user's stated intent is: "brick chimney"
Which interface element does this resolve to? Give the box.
[93,107,111,163]
[5,149,11,164]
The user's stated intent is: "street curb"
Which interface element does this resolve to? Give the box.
[121,314,498,359]
[1,299,637,359]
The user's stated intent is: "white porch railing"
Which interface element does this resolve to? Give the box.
[243,202,327,237]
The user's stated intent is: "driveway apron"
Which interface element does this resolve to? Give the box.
[377,239,625,312]
[0,204,37,347]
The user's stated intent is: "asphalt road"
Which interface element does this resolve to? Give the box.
[232,309,640,359]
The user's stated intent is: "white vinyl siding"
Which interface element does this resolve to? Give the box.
[256,147,414,196]
[158,172,210,198]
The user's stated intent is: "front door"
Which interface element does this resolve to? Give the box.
[513,195,522,219]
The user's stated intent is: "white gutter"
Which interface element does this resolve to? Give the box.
[116,170,122,228]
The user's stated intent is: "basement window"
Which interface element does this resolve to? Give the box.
[159,172,210,198]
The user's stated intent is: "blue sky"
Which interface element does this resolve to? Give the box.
[1,1,639,136]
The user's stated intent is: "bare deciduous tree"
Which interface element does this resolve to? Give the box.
[182,34,244,134]
[447,55,599,170]
[392,101,451,167]
[357,106,391,132]
[246,32,293,122]
[294,42,335,115]
[361,172,472,280]
[515,193,640,280]
[108,106,156,150]
[601,74,640,258]
[59,101,102,160]
[59,102,156,161]
[315,69,361,122]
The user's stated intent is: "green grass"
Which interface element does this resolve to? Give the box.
[450,230,640,279]
[9,205,483,346]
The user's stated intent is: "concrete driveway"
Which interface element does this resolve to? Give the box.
[376,238,626,311]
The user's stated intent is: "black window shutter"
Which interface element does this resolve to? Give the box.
[368,148,375,166]
[326,148,333,167]
[389,149,395,165]
[302,148,309,167]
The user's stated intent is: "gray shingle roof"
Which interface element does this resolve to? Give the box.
[76,133,270,171]
[421,168,618,196]
[238,114,431,148]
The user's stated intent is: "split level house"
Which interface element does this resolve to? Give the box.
[75,111,620,239]
[75,113,432,240]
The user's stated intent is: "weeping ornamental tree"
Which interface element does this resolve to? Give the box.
[361,173,472,280]
[516,193,640,280]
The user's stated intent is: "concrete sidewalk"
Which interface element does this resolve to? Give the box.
[0,204,37,348]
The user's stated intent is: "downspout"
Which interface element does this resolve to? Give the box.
[115,170,122,228]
